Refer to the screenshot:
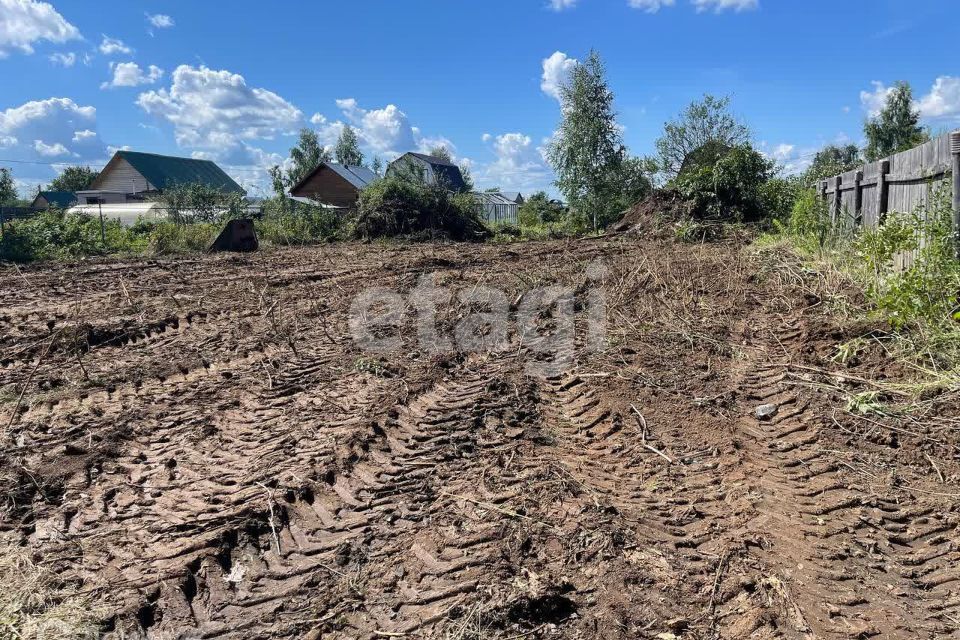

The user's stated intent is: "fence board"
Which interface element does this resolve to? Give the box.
[818,131,959,269]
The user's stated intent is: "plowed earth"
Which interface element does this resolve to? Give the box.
[1,236,958,639]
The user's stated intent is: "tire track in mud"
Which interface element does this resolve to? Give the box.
[717,318,960,639]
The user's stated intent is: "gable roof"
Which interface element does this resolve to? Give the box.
[501,192,523,203]
[92,150,245,194]
[33,190,77,208]
[391,152,467,192]
[294,163,377,193]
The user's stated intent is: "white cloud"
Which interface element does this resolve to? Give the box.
[628,0,675,12]
[101,61,164,89]
[481,133,492,143]
[48,51,75,66]
[0,97,106,166]
[329,99,417,158]
[916,76,960,120]
[0,0,80,57]
[548,0,578,10]
[476,132,554,192]
[98,35,132,56]
[860,76,960,121]
[33,139,72,156]
[691,0,758,12]
[147,13,174,28]
[859,81,894,118]
[541,51,578,102]
[759,141,813,176]
[137,65,303,149]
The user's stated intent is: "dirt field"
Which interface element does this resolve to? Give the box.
[1,235,958,639]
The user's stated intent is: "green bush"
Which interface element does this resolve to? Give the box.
[517,192,567,228]
[672,145,774,222]
[853,188,959,329]
[147,222,218,255]
[257,199,346,246]
[355,177,487,241]
[0,209,147,262]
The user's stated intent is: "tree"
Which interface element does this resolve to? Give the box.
[429,146,453,161]
[546,50,627,231]
[806,144,861,181]
[48,165,100,191]
[286,128,330,187]
[673,145,774,222]
[864,82,928,161]
[618,156,654,209]
[335,126,364,167]
[460,164,475,192]
[371,156,384,176]
[0,168,16,205]
[655,94,750,179]
[428,145,473,191]
[518,191,566,227]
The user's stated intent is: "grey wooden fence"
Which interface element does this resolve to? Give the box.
[818,130,960,265]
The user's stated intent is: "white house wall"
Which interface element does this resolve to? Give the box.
[97,157,155,194]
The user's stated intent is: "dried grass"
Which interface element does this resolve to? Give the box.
[0,541,103,639]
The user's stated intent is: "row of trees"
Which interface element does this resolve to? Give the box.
[805,82,928,182]
[546,50,935,230]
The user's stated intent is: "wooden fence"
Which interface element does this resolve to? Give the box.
[819,131,960,263]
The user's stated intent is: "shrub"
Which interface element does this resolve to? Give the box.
[518,192,567,228]
[853,187,959,329]
[355,177,487,241]
[147,222,218,255]
[257,198,346,246]
[672,145,774,222]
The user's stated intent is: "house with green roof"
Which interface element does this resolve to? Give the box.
[30,190,78,210]
[76,150,244,205]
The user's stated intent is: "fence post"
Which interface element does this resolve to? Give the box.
[876,160,890,226]
[951,131,960,260]
[832,176,842,225]
[853,170,863,226]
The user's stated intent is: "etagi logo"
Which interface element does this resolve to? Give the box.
[348,260,607,377]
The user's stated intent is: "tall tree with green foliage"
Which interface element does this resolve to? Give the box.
[546,50,626,231]
[0,168,16,205]
[286,128,330,187]
[864,82,928,161]
[48,166,100,192]
[655,94,750,179]
[371,156,384,176]
[335,126,364,167]
[806,144,861,181]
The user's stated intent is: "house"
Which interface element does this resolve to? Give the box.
[501,192,525,205]
[289,162,378,208]
[386,153,468,192]
[76,150,244,205]
[474,192,519,225]
[31,190,77,210]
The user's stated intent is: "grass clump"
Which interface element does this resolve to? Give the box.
[0,541,104,639]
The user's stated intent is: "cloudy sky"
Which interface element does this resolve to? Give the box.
[1,0,959,197]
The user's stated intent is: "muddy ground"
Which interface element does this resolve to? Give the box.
[1,235,958,639]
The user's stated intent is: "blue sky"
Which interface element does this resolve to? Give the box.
[2,0,959,198]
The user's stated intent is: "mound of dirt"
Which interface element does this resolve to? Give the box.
[609,189,691,235]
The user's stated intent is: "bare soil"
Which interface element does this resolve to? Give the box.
[1,235,958,639]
